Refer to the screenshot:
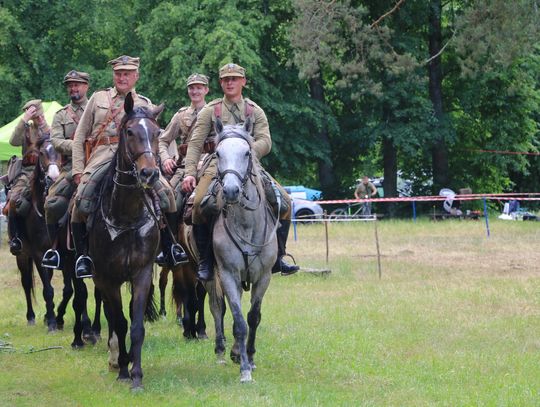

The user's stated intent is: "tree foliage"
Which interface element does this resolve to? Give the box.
[0,0,539,206]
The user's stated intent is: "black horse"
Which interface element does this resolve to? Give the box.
[88,93,161,389]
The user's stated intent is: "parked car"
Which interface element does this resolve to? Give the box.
[290,197,324,221]
[283,185,322,201]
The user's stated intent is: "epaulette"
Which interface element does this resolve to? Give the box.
[138,94,152,104]
[178,106,189,112]
[208,99,222,106]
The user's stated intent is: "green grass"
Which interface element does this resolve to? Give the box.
[0,218,539,406]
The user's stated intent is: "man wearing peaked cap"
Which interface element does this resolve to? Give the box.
[156,72,209,266]
[7,99,51,255]
[181,62,299,281]
[41,70,90,269]
[70,55,187,278]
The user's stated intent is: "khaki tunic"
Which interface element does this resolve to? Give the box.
[9,120,50,204]
[71,87,175,221]
[159,104,202,188]
[184,96,290,224]
[44,99,87,224]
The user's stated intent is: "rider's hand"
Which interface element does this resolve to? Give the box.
[182,175,196,194]
[73,173,82,185]
[162,158,176,176]
[23,106,36,123]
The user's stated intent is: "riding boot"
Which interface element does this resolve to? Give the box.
[156,212,188,267]
[272,220,299,276]
[41,223,61,269]
[72,222,93,279]
[193,223,214,282]
[8,213,23,255]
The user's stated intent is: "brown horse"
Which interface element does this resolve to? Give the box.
[13,137,60,331]
[87,93,161,389]
[161,222,208,339]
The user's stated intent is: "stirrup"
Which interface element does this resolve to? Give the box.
[75,255,94,279]
[170,243,189,266]
[42,249,61,269]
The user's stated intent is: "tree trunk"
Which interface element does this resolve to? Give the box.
[382,135,397,217]
[428,0,449,193]
[309,75,338,198]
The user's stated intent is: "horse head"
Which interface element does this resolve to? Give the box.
[36,136,60,186]
[117,92,164,188]
[215,117,253,204]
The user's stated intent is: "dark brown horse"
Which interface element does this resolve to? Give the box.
[14,137,60,331]
[88,93,161,389]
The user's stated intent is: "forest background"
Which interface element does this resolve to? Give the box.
[1,0,539,211]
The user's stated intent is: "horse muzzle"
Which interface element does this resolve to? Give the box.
[222,179,241,204]
[47,164,60,182]
[139,167,159,188]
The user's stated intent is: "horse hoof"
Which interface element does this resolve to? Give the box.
[197,333,209,340]
[83,333,97,345]
[230,351,241,365]
[47,326,58,334]
[131,379,144,391]
[116,376,131,383]
[240,370,253,383]
[71,341,85,349]
[109,363,120,372]
[56,323,64,331]
[27,319,35,326]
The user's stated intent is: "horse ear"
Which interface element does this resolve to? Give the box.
[215,117,223,134]
[243,116,252,134]
[153,103,164,120]
[124,92,134,115]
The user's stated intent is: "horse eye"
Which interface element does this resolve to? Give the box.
[215,151,220,158]
[244,151,249,157]
[126,129,134,137]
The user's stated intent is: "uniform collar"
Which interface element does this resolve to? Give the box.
[222,96,244,109]
[112,87,137,99]
[70,97,88,111]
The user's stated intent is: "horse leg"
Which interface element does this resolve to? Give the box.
[56,268,74,330]
[17,256,35,325]
[182,284,198,339]
[246,275,271,370]
[158,267,169,317]
[221,273,251,382]
[36,265,57,332]
[71,273,89,348]
[92,287,102,340]
[205,280,226,363]
[103,288,130,382]
[129,270,153,390]
[195,281,208,339]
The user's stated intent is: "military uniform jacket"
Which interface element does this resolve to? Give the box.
[72,87,152,175]
[10,120,50,167]
[51,98,88,168]
[184,97,271,178]
[158,104,202,164]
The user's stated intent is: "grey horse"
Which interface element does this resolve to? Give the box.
[206,118,278,383]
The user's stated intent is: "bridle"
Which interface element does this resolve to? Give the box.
[113,112,160,190]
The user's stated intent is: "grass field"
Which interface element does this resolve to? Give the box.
[0,218,539,406]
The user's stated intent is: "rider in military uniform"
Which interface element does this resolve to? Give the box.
[182,63,299,282]
[41,70,90,269]
[71,55,187,278]
[8,100,51,255]
[156,73,209,265]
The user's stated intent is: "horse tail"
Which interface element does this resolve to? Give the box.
[205,272,223,310]
[144,282,159,323]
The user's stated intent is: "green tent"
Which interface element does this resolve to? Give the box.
[0,101,63,161]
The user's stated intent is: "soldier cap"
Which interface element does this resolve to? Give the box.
[186,73,209,87]
[219,63,245,79]
[108,55,140,71]
[63,70,90,84]
[22,99,44,118]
